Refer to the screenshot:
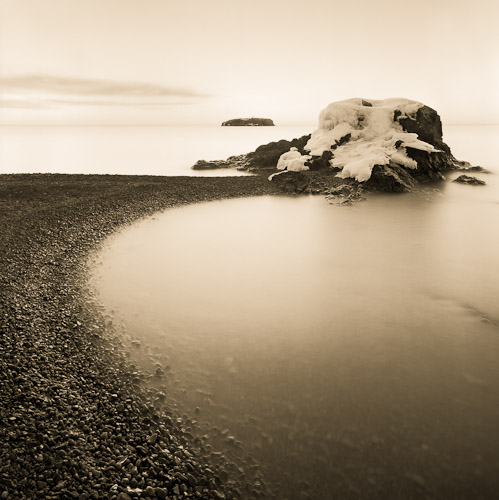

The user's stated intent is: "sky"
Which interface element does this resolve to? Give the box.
[1,0,498,125]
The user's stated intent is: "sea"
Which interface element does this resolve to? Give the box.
[4,124,499,498]
[0,124,313,176]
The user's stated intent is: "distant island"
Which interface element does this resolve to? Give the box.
[222,118,275,126]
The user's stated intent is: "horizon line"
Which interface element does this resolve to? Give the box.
[1,122,498,127]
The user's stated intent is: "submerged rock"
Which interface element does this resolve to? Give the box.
[453,175,486,185]
[221,118,274,126]
[326,184,365,205]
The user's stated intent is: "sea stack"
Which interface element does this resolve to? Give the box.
[272,98,458,191]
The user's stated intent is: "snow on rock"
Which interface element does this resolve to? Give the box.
[277,98,441,182]
[276,147,311,172]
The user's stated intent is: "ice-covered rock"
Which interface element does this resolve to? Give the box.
[276,148,311,172]
[277,98,451,184]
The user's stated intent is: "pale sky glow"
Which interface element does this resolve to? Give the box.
[1,0,498,124]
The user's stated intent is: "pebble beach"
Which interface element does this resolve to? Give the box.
[0,174,281,500]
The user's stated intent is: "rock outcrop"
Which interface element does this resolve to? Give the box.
[192,135,311,173]
[221,118,274,126]
[245,135,310,172]
[194,99,476,197]
[192,155,248,171]
[453,175,486,185]
[192,160,225,170]
[454,163,491,174]
[295,99,461,191]
[364,163,417,193]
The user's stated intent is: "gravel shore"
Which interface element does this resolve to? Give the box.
[0,174,281,500]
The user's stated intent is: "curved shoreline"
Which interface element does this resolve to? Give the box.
[0,174,281,500]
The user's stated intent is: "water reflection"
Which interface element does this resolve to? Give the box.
[93,180,499,498]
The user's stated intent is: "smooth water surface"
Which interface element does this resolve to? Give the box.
[92,126,499,499]
[0,124,311,176]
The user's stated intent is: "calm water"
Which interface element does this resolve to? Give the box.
[0,125,312,176]
[93,125,499,499]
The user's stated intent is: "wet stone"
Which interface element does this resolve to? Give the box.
[116,493,132,500]
[155,488,167,499]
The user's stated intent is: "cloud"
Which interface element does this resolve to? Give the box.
[0,98,51,109]
[0,74,210,108]
[48,98,197,108]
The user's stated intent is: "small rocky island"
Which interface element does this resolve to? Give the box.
[196,98,481,199]
[221,117,275,126]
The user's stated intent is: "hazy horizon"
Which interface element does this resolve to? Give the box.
[1,0,498,126]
